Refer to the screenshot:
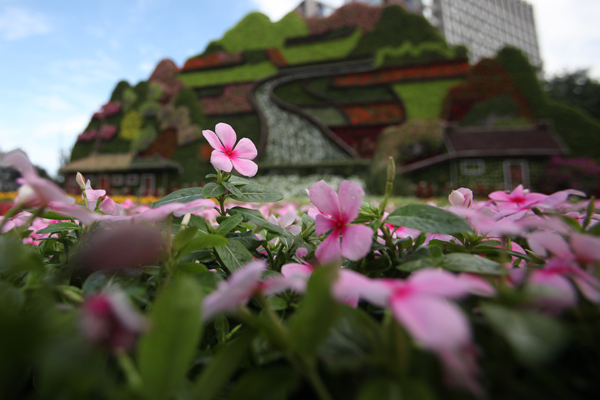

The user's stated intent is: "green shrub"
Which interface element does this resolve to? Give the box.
[109,80,131,102]
[69,141,95,162]
[496,47,600,157]
[202,41,225,56]
[306,77,395,103]
[375,42,465,68]
[178,62,277,88]
[273,80,325,105]
[171,140,211,185]
[121,88,138,112]
[130,125,158,152]
[174,87,207,128]
[460,94,525,127]
[244,49,269,64]
[97,136,131,154]
[393,79,463,120]
[350,5,445,59]
[280,28,362,65]
[119,111,143,141]
[211,12,308,54]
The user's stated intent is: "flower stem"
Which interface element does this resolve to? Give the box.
[115,348,143,394]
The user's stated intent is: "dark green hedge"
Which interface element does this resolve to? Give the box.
[109,80,131,102]
[273,80,325,106]
[69,141,95,162]
[496,47,600,157]
[350,5,445,59]
[171,140,211,185]
[305,77,395,103]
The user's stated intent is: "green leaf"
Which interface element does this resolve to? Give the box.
[181,234,228,255]
[172,226,199,254]
[227,206,264,222]
[82,270,144,297]
[288,265,340,356]
[222,182,242,197]
[215,239,254,272]
[482,304,568,365]
[215,214,243,236]
[398,253,503,275]
[228,176,253,185]
[385,204,472,234]
[152,188,204,208]
[39,210,73,220]
[0,237,43,275]
[230,366,298,400]
[201,183,226,199]
[228,231,262,251]
[228,207,293,247]
[137,277,203,400]
[176,262,208,275]
[317,306,383,371]
[228,184,283,203]
[190,332,254,400]
[588,221,600,236]
[36,222,81,234]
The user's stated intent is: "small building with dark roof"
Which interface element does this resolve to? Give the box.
[399,122,567,195]
[60,153,183,196]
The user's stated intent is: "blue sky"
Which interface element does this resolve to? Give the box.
[0,0,599,176]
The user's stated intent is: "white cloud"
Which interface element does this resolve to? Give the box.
[0,6,51,40]
[248,0,301,21]
[139,61,155,74]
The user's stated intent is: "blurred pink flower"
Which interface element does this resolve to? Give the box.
[449,188,474,208]
[81,290,147,351]
[308,180,372,264]
[202,123,258,177]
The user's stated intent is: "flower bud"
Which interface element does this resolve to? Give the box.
[449,188,473,208]
[387,157,396,183]
[76,172,86,190]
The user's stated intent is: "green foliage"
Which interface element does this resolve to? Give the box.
[393,79,463,120]
[375,42,465,68]
[227,183,284,203]
[178,61,277,88]
[130,125,158,151]
[280,28,362,65]
[174,87,207,127]
[152,187,204,207]
[350,5,445,59]
[213,12,308,53]
[303,106,347,125]
[122,87,138,112]
[119,110,143,141]
[306,77,395,103]
[496,46,600,157]
[545,69,600,121]
[244,49,269,64]
[460,94,530,127]
[70,141,95,162]
[110,80,132,102]
[215,240,254,272]
[273,80,325,105]
[385,204,472,234]
[97,136,131,154]
[398,253,503,275]
[170,140,212,186]
[202,40,225,55]
[137,277,203,400]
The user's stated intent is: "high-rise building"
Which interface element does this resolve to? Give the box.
[295,0,336,17]
[426,0,542,67]
[344,0,424,15]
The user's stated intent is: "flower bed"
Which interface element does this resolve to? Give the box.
[341,102,404,125]
[1,130,600,399]
[333,59,470,87]
[199,83,254,115]
[180,52,245,73]
[305,2,382,35]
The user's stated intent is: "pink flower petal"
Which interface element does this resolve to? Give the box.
[309,181,341,219]
[409,269,469,298]
[340,224,373,261]
[232,138,257,160]
[391,294,470,350]
[315,229,342,265]
[4,150,36,175]
[230,157,258,177]
[570,233,600,264]
[210,151,233,173]
[527,232,572,259]
[315,213,337,236]
[215,123,237,151]
[202,130,225,151]
[457,273,496,297]
[337,180,364,222]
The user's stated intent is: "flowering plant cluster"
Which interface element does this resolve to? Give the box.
[92,101,122,120]
[333,59,470,87]
[77,124,118,142]
[341,101,405,125]
[199,83,254,115]
[1,125,600,399]
[265,47,288,67]
[181,52,244,73]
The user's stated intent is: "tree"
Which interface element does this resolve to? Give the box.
[544,69,600,121]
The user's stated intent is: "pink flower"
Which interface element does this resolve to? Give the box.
[449,188,474,208]
[84,179,106,211]
[202,261,266,321]
[308,180,373,264]
[4,150,74,208]
[202,123,258,177]
[269,212,301,236]
[81,290,148,351]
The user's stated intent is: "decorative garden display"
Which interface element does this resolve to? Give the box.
[1,123,600,399]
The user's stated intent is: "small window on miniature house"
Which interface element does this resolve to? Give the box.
[125,174,139,186]
[111,174,125,186]
[460,159,485,176]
